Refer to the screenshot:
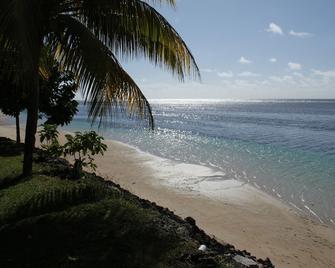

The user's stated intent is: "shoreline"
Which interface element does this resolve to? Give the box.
[1,122,335,267]
[94,139,335,268]
[105,139,331,227]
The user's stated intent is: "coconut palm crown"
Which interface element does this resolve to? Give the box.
[0,0,200,176]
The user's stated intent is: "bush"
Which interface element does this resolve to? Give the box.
[0,137,23,156]
[38,126,108,179]
[38,124,63,158]
[63,131,107,179]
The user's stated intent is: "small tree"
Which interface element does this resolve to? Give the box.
[39,66,78,126]
[0,65,78,144]
[38,124,63,158]
[63,132,107,180]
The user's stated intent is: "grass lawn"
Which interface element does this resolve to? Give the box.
[0,137,235,268]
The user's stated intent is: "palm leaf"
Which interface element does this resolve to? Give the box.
[68,0,200,81]
[48,15,154,128]
[1,0,198,129]
[143,0,176,6]
[0,0,44,89]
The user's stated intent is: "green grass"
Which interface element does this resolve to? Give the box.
[0,154,186,267]
[0,155,23,187]
[0,175,110,225]
[0,198,184,268]
[0,137,235,268]
[0,140,188,268]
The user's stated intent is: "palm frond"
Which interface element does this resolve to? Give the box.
[0,36,14,79]
[49,15,154,128]
[70,0,200,81]
[38,47,55,81]
[1,0,199,129]
[142,0,176,7]
[0,0,44,87]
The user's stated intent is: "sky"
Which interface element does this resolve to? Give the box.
[116,0,335,99]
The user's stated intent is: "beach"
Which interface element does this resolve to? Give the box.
[1,122,335,268]
[94,140,335,268]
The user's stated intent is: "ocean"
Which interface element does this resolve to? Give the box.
[64,99,335,226]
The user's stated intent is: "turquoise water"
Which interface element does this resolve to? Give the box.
[64,99,335,225]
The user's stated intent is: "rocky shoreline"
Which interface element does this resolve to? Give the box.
[1,135,275,268]
[98,177,274,267]
[45,156,274,267]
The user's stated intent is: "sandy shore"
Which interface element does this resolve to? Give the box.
[1,123,335,268]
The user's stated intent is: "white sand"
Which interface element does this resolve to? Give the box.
[1,122,335,268]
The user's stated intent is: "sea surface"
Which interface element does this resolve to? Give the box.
[64,99,335,225]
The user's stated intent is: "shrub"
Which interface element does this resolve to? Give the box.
[63,131,107,179]
[38,124,63,157]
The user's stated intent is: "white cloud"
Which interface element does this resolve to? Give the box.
[312,69,335,78]
[289,30,313,38]
[266,23,283,35]
[238,72,260,77]
[269,58,277,63]
[217,71,234,78]
[239,56,252,64]
[141,72,335,99]
[200,68,216,73]
[293,72,303,77]
[288,62,302,71]
[270,75,295,83]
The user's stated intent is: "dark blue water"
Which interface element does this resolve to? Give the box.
[65,99,335,225]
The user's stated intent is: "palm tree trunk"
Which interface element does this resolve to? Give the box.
[23,80,39,177]
[15,112,21,144]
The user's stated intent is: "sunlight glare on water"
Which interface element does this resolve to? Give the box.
[66,99,335,225]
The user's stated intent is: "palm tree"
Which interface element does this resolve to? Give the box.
[0,0,200,177]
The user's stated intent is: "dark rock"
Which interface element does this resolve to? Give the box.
[185,216,196,226]
[181,252,219,268]
[233,255,258,268]
[45,157,70,166]
[88,172,275,268]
